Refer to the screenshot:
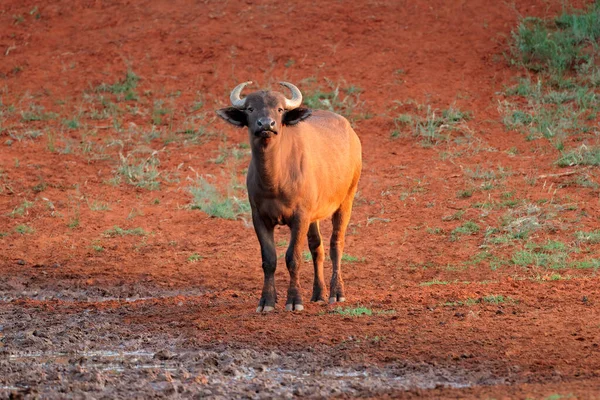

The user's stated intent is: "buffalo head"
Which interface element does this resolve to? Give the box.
[216,82,312,140]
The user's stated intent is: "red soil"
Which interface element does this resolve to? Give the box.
[1,0,599,397]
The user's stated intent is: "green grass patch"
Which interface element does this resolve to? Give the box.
[511,240,571,269]
[188,253,203,262]
[21,105,58,122]
[575,229,600,243]
[394,105,471,147]
[330,306,373,317]
[14,224,34,234]
[96,70,140,101]
[556,145,600,166]
[9,200,34,217]
[189,176,250,220]
[506,4,600,160]
[302,79,368,121]
[115,153,161,190]
[342,253,364,263]
[444,294,515,307]
[450,221,480,241]
[329,305,395,317]
[511,4,600,76]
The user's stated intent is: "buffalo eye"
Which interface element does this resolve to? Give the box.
[278,108,284,113]
[247,107,254,113]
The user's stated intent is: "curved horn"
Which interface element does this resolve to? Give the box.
[230,81,253,109]
[279,82,302,109]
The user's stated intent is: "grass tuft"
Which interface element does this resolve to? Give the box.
[189,176,250,220]
[103,226,147,237]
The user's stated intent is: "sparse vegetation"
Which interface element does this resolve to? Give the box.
[420,279,451,286]
[96,70,140,101]
[342,253,364,263]
[444,295,515,307]
[575,229,600,244]
[331,306,373,317]
[556,145,600,166]
[115,153,161,190]
[450,221,480,241]
[189,176,250,220]
[507,3,600,163]
[9,200,34,217]
[103,226,148,237]
[302,79,368,121]
[393,104,472,147]
[14,224,34,234]
[188,253,203,262]
[21,104,58,122]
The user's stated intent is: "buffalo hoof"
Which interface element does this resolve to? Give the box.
[256,305,275,313]
[285,303,304,312]
[329,296,346,304]
[310,294,327,303]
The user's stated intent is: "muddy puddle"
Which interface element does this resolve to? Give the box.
[2,347,501,398]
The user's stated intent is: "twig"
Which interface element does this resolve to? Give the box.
[538,167,591,179]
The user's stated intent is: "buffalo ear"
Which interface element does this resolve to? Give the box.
[283,107,312,126]
[216,107,247,127]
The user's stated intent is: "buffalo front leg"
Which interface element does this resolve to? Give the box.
[329,195,355,304]
[307,221,326,303]
[285,216,310,311]
[252,211,277,313]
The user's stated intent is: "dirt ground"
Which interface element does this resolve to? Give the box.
[1,0,599,398]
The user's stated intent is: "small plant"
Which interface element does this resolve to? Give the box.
[302,79,367,121]
[92,244,104,252]
[63,117,80,130]
[556,145,600,167]
[427,227,444,235]
[9,200,34,217]
[67,217,80,229]
[103,226,147,237]
[457,189,474,198]
[87,199,111,211]
[116,153,161,190]
[188,253,203,262]
[96,70,140,101]
[442,210,465,221]
[444,295,515,306]
[151,100,171,125]
[420,279,451,286]
[511,240,571,270]
[342,253,364,263]
[14,224,34,234]
[21,104,58,122]
[450,221,480,241]
[303,251,312,262]
[331,306,373,317]
[575,229,600,244]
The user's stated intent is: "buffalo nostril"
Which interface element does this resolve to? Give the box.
[257,120,263,127]
[269,120,276,127]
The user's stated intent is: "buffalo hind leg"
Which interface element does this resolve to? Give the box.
[252,210,277,313]
[285,216,310,311]
[329,193,355,304]
[308,221,326,302]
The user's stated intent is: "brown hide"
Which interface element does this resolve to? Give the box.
[217,86,362,312]
[247,109,362,226]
